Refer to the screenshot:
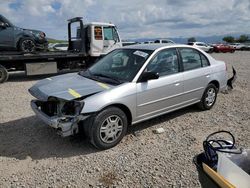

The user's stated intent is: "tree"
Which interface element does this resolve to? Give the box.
[187,37,196,43]
[222,36,235,43]
[237,35,249,43]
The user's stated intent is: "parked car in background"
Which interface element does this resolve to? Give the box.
[213,44,235,53]
[29,44,228,149]
[143,41,154,44]
[0,14,48,53]
[154,39,175,44]
[188,42,213,53]
[230,43,250,51]
[49,43,68,51]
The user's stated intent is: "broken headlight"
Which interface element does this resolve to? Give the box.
[61,101,84,115]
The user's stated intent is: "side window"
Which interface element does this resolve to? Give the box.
[104,27,114,40]
[200,53,209,67]
[146,49,179,77]
[94,26,103,40]
[179,48,202,71]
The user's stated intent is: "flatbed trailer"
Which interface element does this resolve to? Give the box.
[0,50,90,83]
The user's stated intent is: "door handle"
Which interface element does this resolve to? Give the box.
[206,74,210,78]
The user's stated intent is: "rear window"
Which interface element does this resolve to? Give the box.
[188,42,194,45]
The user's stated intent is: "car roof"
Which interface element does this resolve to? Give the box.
[122,43,191,51]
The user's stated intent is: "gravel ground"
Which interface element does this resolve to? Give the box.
[0,51,249,187]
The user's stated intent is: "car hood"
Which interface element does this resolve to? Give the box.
[29,73,114,101]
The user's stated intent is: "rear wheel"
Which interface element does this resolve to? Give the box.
[198,84,218,110]
[0,65,9,83]
[19,38,36,53]
[87,107,128,150]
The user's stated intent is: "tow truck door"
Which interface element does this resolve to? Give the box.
[90,25,122,57]
[102,26,122,54]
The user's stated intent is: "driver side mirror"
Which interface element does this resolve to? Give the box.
[139,72,159,82]
[0,22,7,28]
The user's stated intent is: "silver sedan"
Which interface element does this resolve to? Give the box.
[29,44,228,149]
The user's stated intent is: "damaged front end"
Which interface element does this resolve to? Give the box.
[31,98,89,137]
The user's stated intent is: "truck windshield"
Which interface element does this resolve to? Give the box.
[80,49,153,84]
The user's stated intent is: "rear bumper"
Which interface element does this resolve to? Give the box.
[31,100,89,137]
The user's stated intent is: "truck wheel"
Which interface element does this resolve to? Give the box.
[0,65,9,83]
[88,107,128,150]
[197,84,218,110]
[19,38,36,53]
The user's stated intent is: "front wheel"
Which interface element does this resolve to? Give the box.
[19,38,36,53]
[88,107,128,150]
[198,84,218,110]
[0,65,9,83]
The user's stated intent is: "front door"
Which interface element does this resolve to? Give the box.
[136,48,184,122]
[102,26,122,54]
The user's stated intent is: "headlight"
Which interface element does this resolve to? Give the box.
[40,32,46,38]
[61,101,84,115]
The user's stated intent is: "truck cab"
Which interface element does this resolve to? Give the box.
[68,18,122,64]
[87,22,122,57]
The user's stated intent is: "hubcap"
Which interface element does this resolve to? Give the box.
[99,115,123,144]
[22,40,35,52]
[205,88,216,106]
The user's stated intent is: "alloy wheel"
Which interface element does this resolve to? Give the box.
[21,40,35,52]
[99,115,123,144]
[205,88,216,106]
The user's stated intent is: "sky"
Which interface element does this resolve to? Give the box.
[1,0,250,40]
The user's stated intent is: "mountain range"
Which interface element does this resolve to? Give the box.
[129,33,250,44]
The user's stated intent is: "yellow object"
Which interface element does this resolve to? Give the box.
[202,163,235,188]
[68,88,82,98]
[97,82,110,89]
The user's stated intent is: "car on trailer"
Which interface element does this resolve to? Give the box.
[0,14,48,53]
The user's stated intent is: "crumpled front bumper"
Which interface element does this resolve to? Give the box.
[31,100,89,137]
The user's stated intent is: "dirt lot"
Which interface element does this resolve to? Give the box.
[0,51,249,187]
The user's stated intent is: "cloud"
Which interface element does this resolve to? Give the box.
[0,0,249,40]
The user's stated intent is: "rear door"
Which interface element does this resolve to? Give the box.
[178,48,211,103]
[136,48,184,121]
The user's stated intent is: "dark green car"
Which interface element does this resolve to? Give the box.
[0,14,48,53]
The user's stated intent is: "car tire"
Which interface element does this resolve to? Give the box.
[87,107,128,150]
[18,38,36,53]
[198,84,218,110]
[0,65,9,83]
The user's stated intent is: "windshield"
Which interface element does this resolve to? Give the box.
[0,15,14,27]
[80,49,153,84]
